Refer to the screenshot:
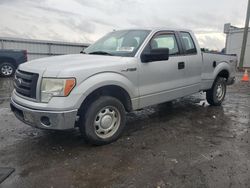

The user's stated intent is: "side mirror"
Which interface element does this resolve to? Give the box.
[141,48,169,63]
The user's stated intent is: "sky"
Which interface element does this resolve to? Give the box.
[0,0,248,50]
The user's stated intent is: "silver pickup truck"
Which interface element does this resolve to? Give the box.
[10,28,237,145]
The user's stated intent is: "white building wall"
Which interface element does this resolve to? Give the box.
[0,37,89,61]
[225,25,250,68]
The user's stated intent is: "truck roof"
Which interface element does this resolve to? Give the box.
[0,49,26,52]
[118,27,192,33]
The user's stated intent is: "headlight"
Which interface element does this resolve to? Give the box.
[41,78,76,103]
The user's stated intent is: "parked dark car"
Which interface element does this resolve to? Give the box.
[0,49,27,77]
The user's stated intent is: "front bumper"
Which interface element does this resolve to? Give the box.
[10,98,78,130]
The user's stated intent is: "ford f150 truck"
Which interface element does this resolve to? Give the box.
[10,28,237,145]
[0,49,27,77]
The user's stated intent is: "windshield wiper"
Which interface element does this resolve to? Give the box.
[88,51,113,56]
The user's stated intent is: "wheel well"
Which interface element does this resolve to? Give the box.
[79,85,133,114]
[217,70,229,80]
[0,57,17,68]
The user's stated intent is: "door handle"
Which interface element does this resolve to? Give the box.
[178,62,185,69]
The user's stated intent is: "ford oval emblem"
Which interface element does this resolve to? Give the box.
[17,78,22,86]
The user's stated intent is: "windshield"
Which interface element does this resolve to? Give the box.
[84,30,151,57]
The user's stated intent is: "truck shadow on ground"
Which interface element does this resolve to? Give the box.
[17,97,229,150]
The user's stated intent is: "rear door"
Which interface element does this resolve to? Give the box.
[178,31,202,92]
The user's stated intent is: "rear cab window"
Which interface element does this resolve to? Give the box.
[180,32,197,54]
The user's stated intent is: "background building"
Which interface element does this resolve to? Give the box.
[224,23,250,68]
[0,37,89,60]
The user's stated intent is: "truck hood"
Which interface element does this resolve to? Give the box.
[19,54,134,77]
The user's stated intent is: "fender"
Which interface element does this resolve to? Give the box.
[73,72,139,109]
[0,57,17,67]
[212,61,231,80]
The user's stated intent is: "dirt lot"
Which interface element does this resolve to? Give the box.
[0,74,249,188]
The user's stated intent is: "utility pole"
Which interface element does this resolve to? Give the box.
[239,0,250,68]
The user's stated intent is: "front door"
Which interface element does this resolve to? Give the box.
[138,31,187,108]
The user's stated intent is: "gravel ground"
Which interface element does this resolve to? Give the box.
[0,74,249,188]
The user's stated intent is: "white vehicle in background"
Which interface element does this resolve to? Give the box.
[11,28,237,145]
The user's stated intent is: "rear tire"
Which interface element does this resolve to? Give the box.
[0,62,15,77]
[206,77,226,106]
[79,96,126,145]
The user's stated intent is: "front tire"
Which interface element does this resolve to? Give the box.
[79,96,126,145]
[206,77,227,106]
[0,62,15,77]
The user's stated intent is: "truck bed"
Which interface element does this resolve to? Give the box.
[201,52,237,90]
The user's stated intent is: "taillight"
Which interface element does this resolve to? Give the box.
[24,50,28,61]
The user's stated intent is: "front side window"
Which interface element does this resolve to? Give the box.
[180,32,197,54]
[150,34,180,55]
[84,30,150,57]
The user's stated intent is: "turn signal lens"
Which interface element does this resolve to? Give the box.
[64,79,76,96]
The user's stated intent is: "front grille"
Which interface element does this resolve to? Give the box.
[14,69,39,99]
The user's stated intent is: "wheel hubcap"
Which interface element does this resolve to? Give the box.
[1,65,13,76]
[216,84,225,101]
[101,115,113,129]
[94,106,121,139]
